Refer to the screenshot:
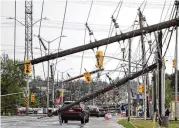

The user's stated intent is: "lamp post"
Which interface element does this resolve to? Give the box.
[51,59,66,112]
[34,35,66,114]
[57,68,73,105]
[7,17,48,26]
[7,16,48,115]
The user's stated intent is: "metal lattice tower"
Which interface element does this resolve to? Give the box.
[25,0,33,115]
[25,0,33,61]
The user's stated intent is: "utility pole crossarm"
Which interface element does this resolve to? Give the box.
[62,69,104,83]
[31,18,179,65]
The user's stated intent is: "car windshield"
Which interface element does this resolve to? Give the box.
[63,102,81,108]
[89,107,98,111]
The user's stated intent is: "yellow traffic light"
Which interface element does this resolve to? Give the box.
[60,90,64,97]
[138,84,144,94]
[31,94,35,102]
[84,72,92,84]
[24,60,32,74]
[172,59,176,68]
[96,51,103,69]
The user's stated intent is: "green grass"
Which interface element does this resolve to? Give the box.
[131,119,157,128]
[118,119,179,128]
[169,120,179,128]
[118,119,136,128]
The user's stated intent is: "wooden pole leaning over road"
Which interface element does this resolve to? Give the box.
[139,9,147,120]
[157,31,163,125]
[31,18,179,65]
[48,63,157,116]
[127,38,132,121]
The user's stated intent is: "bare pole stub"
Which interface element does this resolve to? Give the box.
[49,63,157,116]
[31,19,179,65]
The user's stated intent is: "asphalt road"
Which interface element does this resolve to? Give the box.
[1,116,124,128]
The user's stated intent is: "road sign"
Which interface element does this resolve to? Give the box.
[24,97,28,106]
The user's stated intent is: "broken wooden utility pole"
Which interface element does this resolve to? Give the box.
[127,38,132,122]
[48,63,157,117]
[31,18,179,65]
[157,31,163,125]
[139,8,147,120]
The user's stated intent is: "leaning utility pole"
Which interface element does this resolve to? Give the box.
[157,31,163,124]
[25,0,33,115]
[31,18,179,65]
[152,71,157,116]
[139,9,147,120]
[127,38,132,122]
[48,63,157,117]
[175,0,179,121]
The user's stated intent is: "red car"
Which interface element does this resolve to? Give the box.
[61,101,89,124]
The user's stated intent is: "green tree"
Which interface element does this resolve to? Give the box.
[166,71,179,92]
[1,54,26,114]
[165,79,173,108]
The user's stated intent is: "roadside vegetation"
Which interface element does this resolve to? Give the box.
[118,119,179,128]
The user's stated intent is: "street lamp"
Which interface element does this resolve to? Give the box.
[34,35,67,114]
[6,17,48,26]
[7,16,48,115]
[51,58,66,112]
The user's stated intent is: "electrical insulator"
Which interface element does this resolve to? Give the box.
[121,48,125,52]
[114,23,119,28]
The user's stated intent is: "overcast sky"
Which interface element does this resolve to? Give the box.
[1,0,178,83]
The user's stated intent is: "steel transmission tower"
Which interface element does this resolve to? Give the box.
[25,0,33,115]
